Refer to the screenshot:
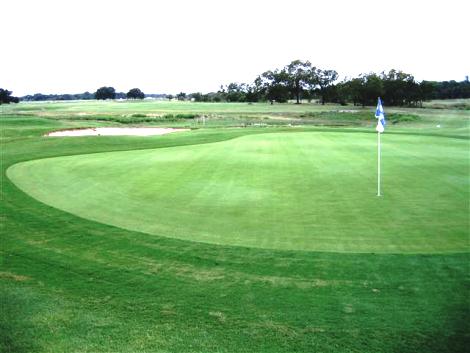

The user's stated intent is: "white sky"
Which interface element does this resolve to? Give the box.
[2,0,469,96]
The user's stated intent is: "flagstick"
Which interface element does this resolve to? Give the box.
[377,132,381,197]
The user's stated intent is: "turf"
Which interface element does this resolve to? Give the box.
[3,99,469,134]
[7,131,469,253]
[1,101,469,353]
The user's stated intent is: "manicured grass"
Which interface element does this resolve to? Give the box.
[1,101,469,353]
[7,131,469,253]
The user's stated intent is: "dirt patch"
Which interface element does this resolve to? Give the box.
[0,271,30,282]
[46,127,190,137]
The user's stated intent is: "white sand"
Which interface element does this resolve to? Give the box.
[46,127,190,137]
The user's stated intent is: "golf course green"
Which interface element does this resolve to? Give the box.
[7,131,468,253]
[2,101,469,353]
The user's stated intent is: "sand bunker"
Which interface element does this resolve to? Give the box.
[46,127,190,137]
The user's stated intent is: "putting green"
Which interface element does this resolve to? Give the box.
[7,131,469,253]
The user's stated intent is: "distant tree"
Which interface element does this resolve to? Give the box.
[33,93,48,101]
[0,88,19,104]
[316,69,338,104]
[115,92,126,99]
[81,91,95,100]
[301,89,315,103]
[361,73,384,106]
[381,70,415,106]
[258,70,290,103]
[176,92,186,101]
[214,85,226,101]
[95,86,116,100]
[460,79,470,98]
[332,70,466,107]
[190,92,203,101]
[255,60,318,104]
[22,91,96,101]
[284,60,318,104]
[332,80,351,105]
[344,78,364,106]
[418,81,436,102]
[340,74,382,107]
[191,92,216,102]
[166,94,174,101]
[245,83,263,102]
[126,88,145,99]
[224,83,248,102]
[433,80,470,99]
[266,83,290,103]
[211,93,222,102]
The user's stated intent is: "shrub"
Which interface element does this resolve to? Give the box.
[162,114,198,120]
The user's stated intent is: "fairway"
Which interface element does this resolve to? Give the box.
[2,101,469,353]
[3,0,470,348]
[8,131,469,253]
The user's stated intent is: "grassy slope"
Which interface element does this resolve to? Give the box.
[1,102,469,353]
[7,132,469,253]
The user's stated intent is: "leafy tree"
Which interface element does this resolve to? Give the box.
[266,84,290,103]
[257,70,290,103]
[460,79,470,98]
[224,83,247,102]
[166,94,174,101]
[256,60,318,104]
[381,70,415,106]
[361,73,384,106]
[345,78,364,106]
[418,81,435,103]
[332,80,351,105]
[115,92,126,99]
[22,91,95,101]
[191,92,218,102]
[340,74,382,107]
[126,88,145,99]
[176,92,186,101]
[245,83,263,102]
[81,91,94,100]
[190,92,203,101]
[316,69,338,104]
[95,86,116,100]
[211,94,222,102]
[0,88,19,104]
[284,60,318,104]
[433,80,470,99]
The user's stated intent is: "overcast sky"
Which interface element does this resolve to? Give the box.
[2,0,469,96]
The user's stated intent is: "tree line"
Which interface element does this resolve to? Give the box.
[0,89,19,104]
[188,61,470,106]
[2,60,469,106]
[19,87,152,102]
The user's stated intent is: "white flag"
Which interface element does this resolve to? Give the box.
[375,98,386,133]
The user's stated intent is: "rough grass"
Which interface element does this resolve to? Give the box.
[298,111,420,125]
[423,99,470,110]
[70,113,200,124]
[1,101,344,129]
[2,100,468,133]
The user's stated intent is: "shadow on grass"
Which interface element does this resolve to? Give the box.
[0,283,40,353]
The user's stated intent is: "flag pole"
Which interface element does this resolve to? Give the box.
[375,97,385,197]
[377,131,381,196]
